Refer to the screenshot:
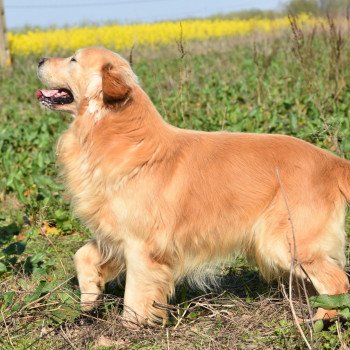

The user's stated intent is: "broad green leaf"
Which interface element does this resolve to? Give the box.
[54,209,70,222]
[0,262,7,273]
[50,305,80,324]
[30,252,46,264]
[309,294,350,310]
[313,319,324,332]
[339,308,350,319]
[3,242,26,255]
[24,280,51,304]
[2,291,15,306]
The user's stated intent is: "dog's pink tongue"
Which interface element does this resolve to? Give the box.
[36,89,59,99]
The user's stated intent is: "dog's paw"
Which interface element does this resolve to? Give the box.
[80,292,102,311]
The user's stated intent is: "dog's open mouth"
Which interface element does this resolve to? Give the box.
[36,88,74,107]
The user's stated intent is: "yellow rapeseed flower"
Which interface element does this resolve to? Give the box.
[8,15,316,56]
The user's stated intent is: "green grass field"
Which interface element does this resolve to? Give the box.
[0,22,350,349]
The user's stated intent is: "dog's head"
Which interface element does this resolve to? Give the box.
[37,47,137,115]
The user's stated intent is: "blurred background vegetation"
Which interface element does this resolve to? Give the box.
[215,0,350,19]
[285,0,350,16]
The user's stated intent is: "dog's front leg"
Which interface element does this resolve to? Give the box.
[122,240,174,326]
[74,239,123,311]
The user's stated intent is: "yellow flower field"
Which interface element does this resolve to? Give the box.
[8,15,315,56]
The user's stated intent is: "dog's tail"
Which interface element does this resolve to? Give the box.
[338,159,350,203]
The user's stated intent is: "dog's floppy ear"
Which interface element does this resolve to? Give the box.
[102,63,131,104]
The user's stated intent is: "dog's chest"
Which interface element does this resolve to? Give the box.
[58,130,150,236]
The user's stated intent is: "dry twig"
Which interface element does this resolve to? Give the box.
[276,168,313,350]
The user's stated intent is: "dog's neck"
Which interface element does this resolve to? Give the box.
[76,85,169,139]
[62,85,176,174]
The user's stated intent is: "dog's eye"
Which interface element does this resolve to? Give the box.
[70,57,77,62]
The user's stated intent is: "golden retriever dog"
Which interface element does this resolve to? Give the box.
[37,47,350,325]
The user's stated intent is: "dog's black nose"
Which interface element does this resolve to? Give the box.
[38,57,48,67]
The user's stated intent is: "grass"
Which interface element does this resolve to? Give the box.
[0,18,350,349]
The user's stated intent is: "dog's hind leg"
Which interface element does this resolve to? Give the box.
[254,197,349,321]
[296,204,349,320]
[74,239,124,311]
